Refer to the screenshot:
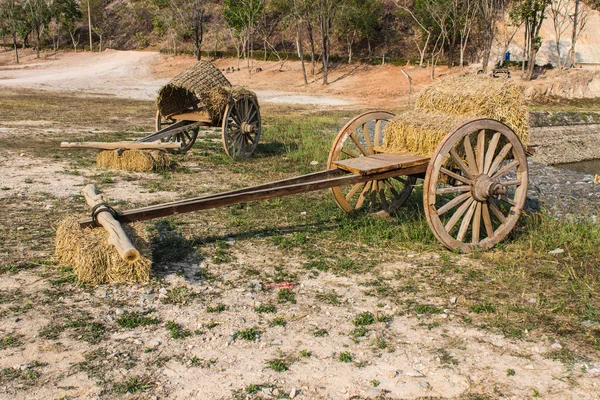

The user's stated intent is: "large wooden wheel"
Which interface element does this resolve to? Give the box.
[327,111,416,215]
[155,110,198,153]
[423,119,528,253]
[222,95,261,160]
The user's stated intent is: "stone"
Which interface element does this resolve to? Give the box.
[449,297,457,304]
[417,381,431,390]
[290,388,297,399]
[551,342,562,349]
[405,369,425,377]
[146,339,161,348]
[271,339,283,345]
[310,161,319,166]
[364,388,380,398]
[115,308,125,315]
[387,370,400,378]
[159,287,168,295]
[548,248,564,255]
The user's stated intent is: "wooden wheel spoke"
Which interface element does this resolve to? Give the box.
[488,143,513,176]
[436,185,470,195]
[248,109,258,122]
[440,167,471,185]
[482,202,494,238]
[363,124,374,154]
[500,180,521,187]
[392,176,408,185]
[450,149,473,179]
[437,192,472,216]
[488,201,507,223]
[483,132,501,174]
[355,181,373,210]
[383,179,400,198]
[476,130,485,174]
[349,133,369,156]
[457,201,477,242]
[246,134,256,144]
[345,182,366,201]
[463,135,478,175]
[445,197,474,233]
[491,160,519,180]
[378,181,389,209]
[341,148,360,159]
[472,202,482,244]
[499,195,516,206]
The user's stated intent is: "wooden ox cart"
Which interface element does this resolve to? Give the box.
[137,61,261,159]
[81,111,528,253]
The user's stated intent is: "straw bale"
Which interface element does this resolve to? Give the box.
[415,74,529,144]
[96,150,171,172]
[55,217,152,285]
[205,86,259,123]
[382,110,472,156]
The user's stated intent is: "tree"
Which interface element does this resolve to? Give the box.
[24,0,51,57]
[568,0,590,67]
[511,0,548,80]
[50,0,82,52]
[548,0,569,68]
[223,0,264,70]
[2,0,25,62]
[171,0,208,61]
[337,0,381,63]
[478,0,507,73]
[317,0,341,84]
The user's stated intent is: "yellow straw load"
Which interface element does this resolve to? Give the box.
[383,74,529,156]
[96,150,171,172]
[55,217,152,284]
[205,86,258,123]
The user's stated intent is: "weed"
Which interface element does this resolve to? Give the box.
[114,375,155,394]
[0,336,21,349]
[338,352,353,363]
[371,379,380,387]
[166,321,191,339]
[414,304,444,315]
[470,300,497,314]
[313,328,328,337]
[234,327,260,341]
[270,317,287,327]
[116,311,161,329]
[350,326,368,340]
[266,358,289,372]
[206,303,227,313]
[353,311,376,326]
[374,335,388,350]
[299,349,312,357]
[277,289,296,304]
[255,303,276,314]
[507,369,516,376]
[161,286,194,305]
[315,290,340,305]
[436,348,459,366]
[246,383,260,394]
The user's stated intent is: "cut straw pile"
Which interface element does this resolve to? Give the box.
[382,74,528,156]
[96,150,171,172]
[205,86,258,123]
[55,217,152,284]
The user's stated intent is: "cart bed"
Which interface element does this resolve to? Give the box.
[333,153,429,175]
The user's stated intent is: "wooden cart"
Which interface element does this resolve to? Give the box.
[137,62,261,159]
[81,111,528,253]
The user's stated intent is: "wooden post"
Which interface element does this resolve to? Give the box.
[60,141,181,150]
[81,184,140,263]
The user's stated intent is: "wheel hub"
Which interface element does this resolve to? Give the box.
[471,174,507,202]
[241,122,257,134]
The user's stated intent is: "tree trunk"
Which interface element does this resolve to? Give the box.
[13,33,18,64]
[296,22,307,84]
[306,20,316,82]
[569,0,580,67]
[88,0,93,52]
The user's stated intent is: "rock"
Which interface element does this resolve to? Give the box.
[387,370,400,378]
[99,290,108,298]
[549,248,564,255]
[524,364,534,370]
[16,226,24,231]
[405,369,425,377]
[159,287,168,295]
[551,342,563,349]
[290,388,297,398]
[588,368,600,376]
[12,317,20,323]
[133,339,142,345]
[364,388,380,398]
[19,153,25,157]
[417,381,431,390]
[449,297,457,304]
[146,339,161,348]
[115,308,125,315]
[310,161,319,166]
[226,237,235,244]
[271,339,283,345]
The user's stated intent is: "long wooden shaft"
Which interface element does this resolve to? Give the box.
[81,184,141,263]
[61,141,181,150]
[78,165,427,228]
[137,121,201,143]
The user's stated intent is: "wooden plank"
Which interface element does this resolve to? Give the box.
[61,141,181,150]
[169,110,212,123]
[333,153,429,175]
[78,164,428,227]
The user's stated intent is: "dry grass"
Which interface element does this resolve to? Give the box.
[205,86,258,123]
[54,217,152,284]
[96,150,171,172]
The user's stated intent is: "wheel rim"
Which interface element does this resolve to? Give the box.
[423,119,529,253]
[222,96,261,160]
[155,110,198,153]
[327,111,416,214]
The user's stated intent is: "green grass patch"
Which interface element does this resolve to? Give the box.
[116,311,161,329]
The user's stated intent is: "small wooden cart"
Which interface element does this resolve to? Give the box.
[137,61,261,159]
[81,111,528,253]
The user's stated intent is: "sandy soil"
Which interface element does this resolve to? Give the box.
[1,50,600,400]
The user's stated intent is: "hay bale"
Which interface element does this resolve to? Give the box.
[96,150,171,172]
[383,110,472,156]
[157,61,231,117]
[55,217,152,285]
[415,74,529,144]
[205,85,259,123]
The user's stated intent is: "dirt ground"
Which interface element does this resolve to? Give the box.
[0,50,599,400]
